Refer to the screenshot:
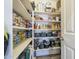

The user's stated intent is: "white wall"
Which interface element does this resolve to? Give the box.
[4,0,12,59]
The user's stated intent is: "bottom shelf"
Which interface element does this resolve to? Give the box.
[34,47,61,57]
[13,38,32,59]
[36,54,61,59]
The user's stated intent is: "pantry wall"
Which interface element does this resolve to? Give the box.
[13,0,61,59]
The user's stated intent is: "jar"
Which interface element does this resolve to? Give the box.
[43,40,50,48]
[35,33,40,37]
[39,42,44,49]
[47,32,52,37]
[49,39,55,47]
[41,32,46,37]
[56,17,59,21]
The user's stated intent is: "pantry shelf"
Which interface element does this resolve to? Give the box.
[35,47,61,51]
[34,37,60,39]
[34,29,61,31]
[34,11,61,15]
[13,38,32,59]
[50,12,61,16]
[34,47,61,56]
[34,11,49,14]
[13,0,32,20]
[13,26,32,30]
[34,20,61,22]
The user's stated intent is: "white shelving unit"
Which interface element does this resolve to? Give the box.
[13,26,32,30]
[13,0,33,59]
[13,0,61,58]
[32,10,61,57]
[13,38,32,59]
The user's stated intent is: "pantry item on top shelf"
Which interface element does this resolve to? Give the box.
[38,1,46,12]
[56,17,60,21]
[52,17,56,21]
[31,1,35,10]
[45,2,52,12]
[56,0,61,10]
[35,4,39,11]
[45,7,52,12]
[48,16,52,21]
[51,8,56,12]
